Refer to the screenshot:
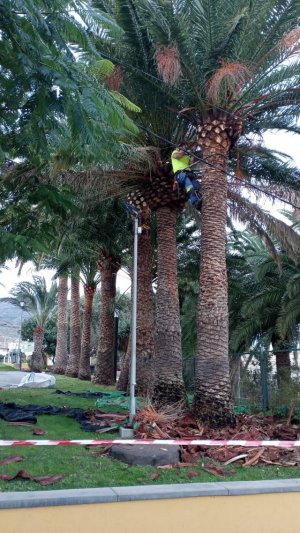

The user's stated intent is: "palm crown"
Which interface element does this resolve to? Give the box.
[1,276,57,328]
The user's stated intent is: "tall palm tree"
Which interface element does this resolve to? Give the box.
[93,254,120,385]
[78,263,100,381]
[136,209,155,396]
[114,0,300,425]
[1,276,57,371]
[53,273,69,374]
[153,206,187,404]
[91,0,300,416]
[79,200,130,385]
[65,266,81,377]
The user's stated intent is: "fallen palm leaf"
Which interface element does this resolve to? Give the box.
[32,474,63,486]
[7,422,33,426]
[203,465,226,478]
[243,448,265,467]
[224,454,248,466]
[31,428,46,435]
[137,402,184,426]
[153,423,171,439]
[91,445,112,457]
[261,458,285,466]
[0,469,63,485]
[150,473,160,480]
[96,426,118,434]
[187,470,199,479]
[0,455,24,465]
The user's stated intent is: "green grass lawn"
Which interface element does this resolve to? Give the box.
[0,363,17,372]
[0,375,299,491]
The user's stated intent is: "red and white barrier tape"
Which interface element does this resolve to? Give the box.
[0,439,299,447]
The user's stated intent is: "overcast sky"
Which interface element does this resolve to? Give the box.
[0,130,299,299]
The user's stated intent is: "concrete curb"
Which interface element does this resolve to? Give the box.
[1,479,300,508]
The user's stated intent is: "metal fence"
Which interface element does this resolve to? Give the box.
[183,347,300,415]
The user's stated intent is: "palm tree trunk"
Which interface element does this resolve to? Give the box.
[53,275,69,374]
[78,284,96,381]
[275,350,291,386]
[152,206,186,406]
[117,336,130,392]
[192,116,235,427]
[65,269,81,377]
[93,261,118,385]
[136,211,154,396]
[31,325,45,372]
[272,335,291,387]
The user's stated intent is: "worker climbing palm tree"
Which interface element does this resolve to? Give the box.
[171,143,201,208]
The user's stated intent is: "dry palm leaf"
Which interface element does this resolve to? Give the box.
[154,43,182,86]
[137,401,184,426]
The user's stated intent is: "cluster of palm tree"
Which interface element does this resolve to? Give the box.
[1,1,300,427]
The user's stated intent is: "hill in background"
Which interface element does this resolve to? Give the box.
[0,302,29,339]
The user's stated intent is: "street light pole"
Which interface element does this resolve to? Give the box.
[129,215,140,424]
[113,309,119,382]
[18,301,25,370]
[123,202,141,426]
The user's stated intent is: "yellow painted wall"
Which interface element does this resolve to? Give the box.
[1,492,299,533]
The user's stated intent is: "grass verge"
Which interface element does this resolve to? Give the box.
[0,375,299,491]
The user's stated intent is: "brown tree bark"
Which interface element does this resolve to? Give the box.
[78,284,96,381]
[192,115,236,427]
[93,259,119,385]
[53,275,69,374]
[272,335,291,387]
[136,211,155,396]
[65,269,81,377]
[152,206,186,406]
[31,325,45,372]
[117,336,130,392]
[275,350,291,386]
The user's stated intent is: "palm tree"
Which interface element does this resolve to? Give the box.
[78,263,100,381]
[84,2,190,401]
[53,274,69,374]
[81,200,130,385]
[152,206,186,404]
[93,254,120,384]
[115,0,300,425]
[1,276,57,371]
[229,231,300,387]
[65,266,81,377]
[136,209,155,396]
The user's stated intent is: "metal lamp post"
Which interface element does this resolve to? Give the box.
[18,301,25,370]
[113,309,119,382]
[123,202,142,426]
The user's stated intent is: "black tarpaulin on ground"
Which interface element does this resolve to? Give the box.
[0,402,119,432]
[53,389,110,398]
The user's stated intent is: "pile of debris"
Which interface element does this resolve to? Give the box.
[133,404,300,468]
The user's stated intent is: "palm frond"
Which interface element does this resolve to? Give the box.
[228,189,300,262]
